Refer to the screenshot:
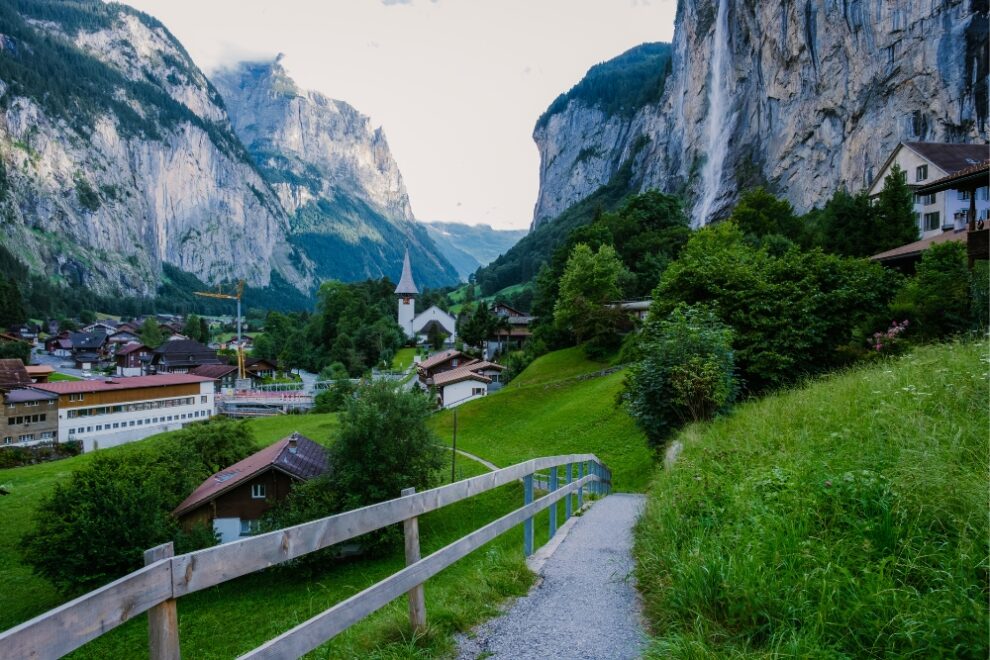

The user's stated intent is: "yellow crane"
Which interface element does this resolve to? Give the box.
[194,280,247,380]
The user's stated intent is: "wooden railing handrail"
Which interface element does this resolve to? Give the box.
[0,453,609,660]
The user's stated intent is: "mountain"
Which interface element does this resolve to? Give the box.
[0,0,311,298]
[422,222,527,281]
[533,1,987,231]
[212,59,458,289]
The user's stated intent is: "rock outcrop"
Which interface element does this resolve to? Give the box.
[533,0,988,229]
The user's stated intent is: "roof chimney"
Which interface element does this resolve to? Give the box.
[288,435,298,454]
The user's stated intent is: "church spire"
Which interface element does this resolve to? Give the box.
[394,248,419,295]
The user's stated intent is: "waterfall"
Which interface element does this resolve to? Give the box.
[694,0,736,227]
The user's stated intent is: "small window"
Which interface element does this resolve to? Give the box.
[251,483,266,499]
[201,396,207,404]
[959,190,971,201]
[2,436,11,444]
[69,393,84,402]
[923,212,940,231]
[239,519,261,536]
[915,164,928,182]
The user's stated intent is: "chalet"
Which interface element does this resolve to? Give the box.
[1,388,58,446]
[190,363,240,392]
[869,142,989,238]
[485,303,534,359]
[115,342,154,377]
[45,332,73,357]
[116,322,140,335]
[107,330,141,351]
[0,359,33,392]
[70,331,110,369]
[8,324,40,344]
[30,373,215,451]
[82,320,119,334]
[24,365,54,383]
[244,357,277,379]
[149,339,222,374]
[431,360,505,408]
[417,349,468,385]
[173,433,328,543]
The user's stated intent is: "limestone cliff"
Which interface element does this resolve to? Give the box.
[533,0,988,229]
[213,59,458,288]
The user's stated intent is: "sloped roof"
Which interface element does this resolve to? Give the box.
[117,342,152,356]
[0,359,32,391]
[173,433,328,517]
[433,365,492,387]
[153,339,221,366]
[189,364,240,379]
[5,388,57,403]
[394,249,419,295]
[418,349,462,370]
[870,229,967,262]
[904,142,989,174]
[915,159,990,195]
[70,331,108,351]
[32,374,213,394]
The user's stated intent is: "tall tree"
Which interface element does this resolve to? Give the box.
[0,275,26,328]
[876,164,920,247]
[554,243,626,345]
[139,318,164,347]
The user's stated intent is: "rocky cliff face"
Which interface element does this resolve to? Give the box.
[0,0,311,297]
[213,59,458,288]
[533,0,988,229]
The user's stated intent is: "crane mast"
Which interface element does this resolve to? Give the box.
[194,280,246,381]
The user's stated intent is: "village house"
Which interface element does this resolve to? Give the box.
[244,357,278,380]
[69,331,110,370]
[107,329,141,352]
[0,358,33,391]
[115,342,154,377]
[190,363,240,392]
[0,359,59,447]
[24,365,54,383]
[148,338,222,374]
[44,332,73,357]
[30,374,215,451]
[869,142,989,238]
[484,302,534,359]
[395,250,457,344]
[416,351,506,408]
[173,433,328,543]
[417,349,469,385]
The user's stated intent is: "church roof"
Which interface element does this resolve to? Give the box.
[395,249,419,295]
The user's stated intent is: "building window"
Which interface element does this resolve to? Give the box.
[916,192,936,206]
[69,393,84,402]
[40,432,54,440]
[201,396,207,404]
[18,434,34,443]
[251,483,266,499]
[915,165,928,182]
[2,437,11,444]
[240,519,261,536]
[978,187,989,201]
[471,387,485,396]
[959,190,971,201]
[923,212,940,232]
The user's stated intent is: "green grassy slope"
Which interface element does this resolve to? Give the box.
[430,347,652,491]
[635,341,989,657]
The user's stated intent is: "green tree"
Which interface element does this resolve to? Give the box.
[0,275,26,328]
[168,418,256,475]
[427,323,448,350]
[554,243,626,345]
[624,304,736,449]
[139,317,164,347]
[730,187,809,248]
[79,309,96,324]
[875,164,920,247]
[894,241,971,339]
[183,314,203,342]
[458,303,496,348]
[0,339,30,363]
[815,188,879,257]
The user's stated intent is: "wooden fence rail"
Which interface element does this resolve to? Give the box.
[0,453,611,660]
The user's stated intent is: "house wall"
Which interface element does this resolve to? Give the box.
[59,382,215,450]
[1,398,59,446]
[441,379,487,408]
[181,468,297,544]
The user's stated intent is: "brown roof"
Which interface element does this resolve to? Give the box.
[173,433,327,516]
[904,142,989,175]
[915,159,990,195]
[418,349,462,371]
[32,373,213,395]
[189,364,240,379]
[24,365,55,377]
[433,365,492,387]
[870,229,967,262]
[116,342,152,355]
[0,359,32,391]
[0,332,26,343]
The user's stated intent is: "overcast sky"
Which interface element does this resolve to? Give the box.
[123,0,676,230]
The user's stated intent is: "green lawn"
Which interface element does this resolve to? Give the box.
[634,341,989,657]
[48,372,81,382]
[390,347,417,371]
[430,348,653,492]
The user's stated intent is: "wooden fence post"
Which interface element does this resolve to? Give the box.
[523,474,534,556]
[577,462,584,508]
[565,463,573,520]
[144,542,179,660]
[549,466,558,537]
[400,487,427,632]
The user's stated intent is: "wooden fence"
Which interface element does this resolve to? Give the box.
[0,454,612,659]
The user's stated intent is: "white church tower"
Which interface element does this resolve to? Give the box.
[395,248,418,339]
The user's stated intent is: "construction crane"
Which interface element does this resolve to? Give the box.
[194,280,246,380]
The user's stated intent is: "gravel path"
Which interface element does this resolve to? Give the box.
[458,493,647,660]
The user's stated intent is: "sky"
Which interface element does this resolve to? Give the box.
[123,0,677,230]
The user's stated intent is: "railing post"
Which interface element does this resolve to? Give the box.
[577,462,584,509]
[144,542,179,660]
[549,466,558,537]
[565,463,573,520]
[523,474,534,556]
[400,487,427,632]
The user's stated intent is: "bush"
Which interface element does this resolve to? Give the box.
[313,379,355,413]
[971,260,989,332]
[623,305,736,449]
[654,223,900,393]
[166,417,255,474]
[894,242,973,339]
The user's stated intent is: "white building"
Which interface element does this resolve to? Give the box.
[31,374,216,452]
[395,249,457,343]
[869,142,990,238]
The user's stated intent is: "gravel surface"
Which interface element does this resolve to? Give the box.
[458,493,647,660]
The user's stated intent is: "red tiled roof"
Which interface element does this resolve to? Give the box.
[173,433,327,517]
[418,349,462,370]
[433,365,492,387]
[0,359,32,391]
[32,373,213,394]
[116,342,152,355]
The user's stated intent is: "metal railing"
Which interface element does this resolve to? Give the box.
[0,454,612,660]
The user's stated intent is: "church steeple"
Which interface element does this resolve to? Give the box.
[394,248,419,296]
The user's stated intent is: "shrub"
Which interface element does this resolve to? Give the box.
[623,305,736,449]
[971,259,989,332]
[313,379,355,413]
[166,417,255,475]
[894,241,972,339]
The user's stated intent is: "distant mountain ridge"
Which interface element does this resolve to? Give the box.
[422,222,527,281]
[0,0,457,302]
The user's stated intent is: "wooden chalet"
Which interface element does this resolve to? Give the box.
[115,342,154,377]
[173,433,328,543]
[149,339,222,374]
[189,363,240,391]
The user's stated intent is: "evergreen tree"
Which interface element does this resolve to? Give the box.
[817,188,878,257]
[0,275,26,328]
[876,164,920,247]
[139,318,164,347]
[554,244,626,345]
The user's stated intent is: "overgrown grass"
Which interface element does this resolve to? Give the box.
[634,341,989,657]
[390,348,417,371]
[431,348,652,492]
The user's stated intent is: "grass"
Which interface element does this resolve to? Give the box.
[48,372,82,382]
[430,347,653,492]
[390,348,417,371]
[634,341,989,657]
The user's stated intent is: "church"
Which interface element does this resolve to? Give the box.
[395,250,457,344]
